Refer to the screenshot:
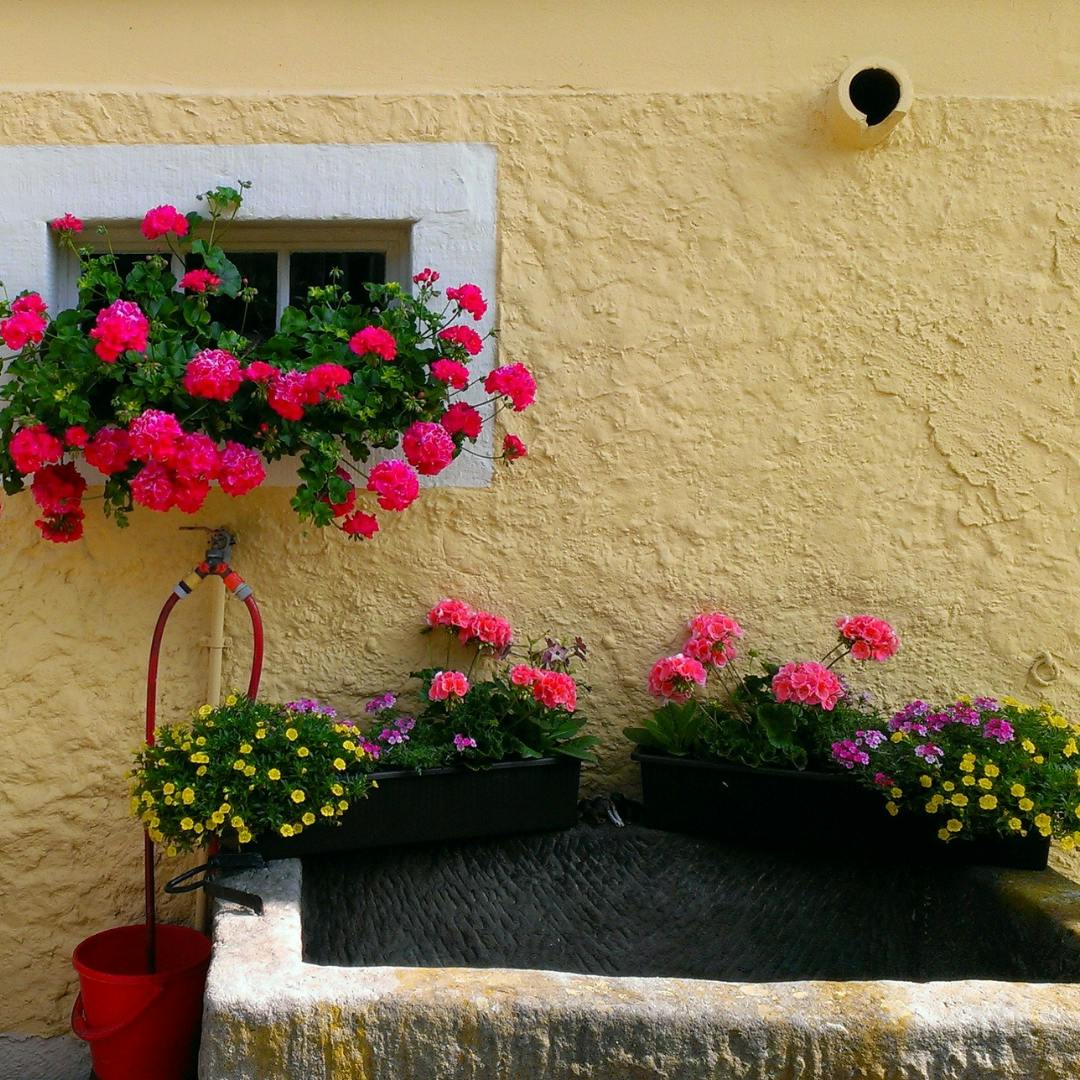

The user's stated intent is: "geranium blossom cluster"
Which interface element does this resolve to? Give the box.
[832,696,1080,846]
[1,189,537,543]
[427,598,513,653]
[772,661,845,711]
[836,615,900,661]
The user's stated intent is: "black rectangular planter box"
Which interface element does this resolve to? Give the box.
[256,756,582,859]
[633,749,1050,870]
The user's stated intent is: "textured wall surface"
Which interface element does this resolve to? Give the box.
[0,0,1078,1038]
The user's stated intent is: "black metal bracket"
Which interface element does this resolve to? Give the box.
[164,852,266,915]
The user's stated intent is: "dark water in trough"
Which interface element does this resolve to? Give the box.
[301,824,1080,982]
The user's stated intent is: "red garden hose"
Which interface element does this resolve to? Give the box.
[143,546,263,973]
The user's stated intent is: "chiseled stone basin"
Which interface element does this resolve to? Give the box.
[200,827,1080,1079]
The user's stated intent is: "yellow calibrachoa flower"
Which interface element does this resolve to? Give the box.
[1010,783,1025,797]
[285,728,299,741]
[238,830,253,844]
[984,763,999,778]
[231,816,244,830]
[166,845,178,857]
[302,812,316,826]
[1065,739,1077,758]
[197,704,213,717]
[919,775,933,788]
[890,732,904,743]
[240,743,252,754]
[233,759,246,771]
[291,789,305,803]
[267,768,281,781]
[297,746,310,758]
[1034,755,1045,765]
[961,775,975,787]
[1022,739,1036,754]
[180,817,194,831]
[338,799,349,810]
[243,765,256,777]
[163,782,175,795]
[1019,797,1035,812]
[1008,818,1023,831]
[321,805,335,817]
[225,694,239,707]
[959,759,975,773]
[946,819,963,833]
[943,781,956,792]
[950,793,968,807]
[280,824,294,837]
[1035,813,1052,836]
[181,787,195,805]
[333,758,346,771]
[889,787,903,799]
[885,801,899,816]
[978,777,993,790]
[331,783,344,797]
[978,795,997,810]
[1063,835,1076,851]
[937,828,951,842]
[196,765,207,776]
[255,728,267,740]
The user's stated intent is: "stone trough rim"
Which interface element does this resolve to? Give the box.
[200,858,1080,1079]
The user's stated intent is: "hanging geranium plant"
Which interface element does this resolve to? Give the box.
[0,185,534,543]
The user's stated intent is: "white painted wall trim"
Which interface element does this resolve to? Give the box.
[0,143,497,487]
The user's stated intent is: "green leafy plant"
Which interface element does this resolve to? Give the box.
[129,694,371,853]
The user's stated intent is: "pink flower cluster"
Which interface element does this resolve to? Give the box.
[429,670,470,701]
[648,653,708,703]
[402,421,456,476]
[89,300,149,363]
[427,598,514,653]
[684,611,745,668]
[502,434,527,461]
[367,459,419,512]
[431,359,469,389]
[50,213,83,234]
[484,363,536,412]
[836,615,899,662]
[445,283,487,321]
[1,293,48,351]
[349,326,397,362]
[441,402,483,440]
[771,661,845,711]
[182,349,243,401]
[178,269,221,294]
[9,424,63,475]
[437,325,483,357]
[510,665,578,712]
[141,204,189,240]
[121,408,265,514]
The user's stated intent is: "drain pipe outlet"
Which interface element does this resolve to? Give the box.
[826,57,912,148]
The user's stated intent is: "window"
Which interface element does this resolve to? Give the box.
[0,142,497,487]
[75,223,406,340]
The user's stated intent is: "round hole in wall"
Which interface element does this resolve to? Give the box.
[847,67,902,126]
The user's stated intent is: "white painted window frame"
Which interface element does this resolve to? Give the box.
[0,143,497,487]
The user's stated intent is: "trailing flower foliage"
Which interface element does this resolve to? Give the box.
[832,696,1080,846]
[626,611,898,768]
[354,598,597,769]
[0,185,534,542]
[129,695,372,853]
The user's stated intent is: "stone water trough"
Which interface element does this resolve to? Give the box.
[200,825,1080,1079]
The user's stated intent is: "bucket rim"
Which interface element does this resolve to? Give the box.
[72,923,211,983]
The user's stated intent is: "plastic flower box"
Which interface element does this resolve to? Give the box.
[632,750,1050,870]
[254,756,582,859]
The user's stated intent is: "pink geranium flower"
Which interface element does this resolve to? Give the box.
[8,424,63,475]
[429,670,470,701]
[83,427,133,476]
[50,213,84,234]
[183,349,243,401]
[413,268,440,285]
[173,432,221,482]
[430,359,470,389]
[533,670,577,712]
[348,326,397,361]
[484,363,536,412]
[367,459,419,512]
[341,510,379,539]
[502,434,527,462]
[89,300,149,363]
[402,421,456,476]
[647,654,708,703]
[772,661,845,711]
[440,402,484,440]
[510,665,542,687]
[178,269,221,293]
[131,461,177,512]
[128,409,183,464]
[438,325,483,357]
[427,598,475,632]
[30,463,86,515]
[836,615,899,661]
[1,307,47,351]
[684,611,744,668]
[465,610,513,651]
[267,369,312,421]
[141,204,189,240]
[217,442,266,496]
[445,283,487,321]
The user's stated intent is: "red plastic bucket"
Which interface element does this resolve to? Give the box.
[72,923,211,1080]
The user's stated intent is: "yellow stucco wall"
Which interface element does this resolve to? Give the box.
[1,0,1078,1035]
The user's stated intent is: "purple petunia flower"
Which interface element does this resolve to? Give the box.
[453,733,478,751]
[914,742,943,765]
[285,698,337,718]
[365,692,397,713]
[831,739,870,769]
[983,715,1015,744]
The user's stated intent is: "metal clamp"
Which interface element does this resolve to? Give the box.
[164,852,266,915]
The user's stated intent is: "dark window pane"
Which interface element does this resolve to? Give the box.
[113,252,148,279]
[289,251,386,310]
[187,251,278,341]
